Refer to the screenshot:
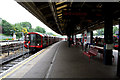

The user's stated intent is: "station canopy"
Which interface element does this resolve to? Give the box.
[16,1,120,35]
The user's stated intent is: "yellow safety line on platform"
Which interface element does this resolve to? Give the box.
[0,49,46,80]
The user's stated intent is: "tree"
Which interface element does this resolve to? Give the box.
[94,26,119,36]
[96,28,104,35]
[47,32,54,35]
[14,23,22,32]
[29,28,35,32]
[0,18,2,26]
[42,28,46,33]
[113,26,118,35]
[14,23,23,38]
[20,22,32,29]
[2,19,14,35]
[35,26,46,33]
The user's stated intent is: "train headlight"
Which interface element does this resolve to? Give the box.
[27,43,29,45]
[37,44,39,46]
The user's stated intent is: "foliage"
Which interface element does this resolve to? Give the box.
[2,38,13,40]
[96,28,104,35]
[29,28,35,32]
[0,18,2,26]
[113,26,118,35]
[2,19,14,35]
[47,32,54,35]
[94,26,119,36]
[1,18,48,39]
[35,26,46,33]
[14,22,32,32]
[13,22,32,38]
[20,22,32,29]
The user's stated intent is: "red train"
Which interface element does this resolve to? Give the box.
[24,32,61,51]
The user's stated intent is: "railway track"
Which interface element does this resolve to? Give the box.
[0,40,49,74]
[0,50,38,74]
[0,40,31,74]
[0,42,23,53]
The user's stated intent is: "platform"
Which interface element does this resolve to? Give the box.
[0,41,23,46]
[0,41,119,79]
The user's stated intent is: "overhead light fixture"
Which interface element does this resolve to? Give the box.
[56,2,64,5]
[76,25,80,30]
[58,14,62,16]
[57,10,62,14]
[97,3,102,8]
[59,16,62,18]
[59,19,62,21]
[57,5,67,10]
[56,0,68,5]
[63,9,67,10]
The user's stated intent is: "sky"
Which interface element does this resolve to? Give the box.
[0,0,119,37]
[0,0,61,36]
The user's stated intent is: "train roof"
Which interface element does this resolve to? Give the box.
[28,32,45,36]
[27,32,60,38]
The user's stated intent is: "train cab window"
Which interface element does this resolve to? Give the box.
[31,34,36,41]
[29,34,36,45]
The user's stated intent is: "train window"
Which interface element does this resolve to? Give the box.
[44,36,47,42]
[31,34,36,41]
[36,34,41,45]
[29,34,36,45]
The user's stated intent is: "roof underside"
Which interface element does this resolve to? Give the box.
[16,2,120,35]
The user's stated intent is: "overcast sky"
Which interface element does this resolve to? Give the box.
[0,0,118,37]
[0,0,61,36]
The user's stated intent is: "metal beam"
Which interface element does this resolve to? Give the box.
[49,2,63,34]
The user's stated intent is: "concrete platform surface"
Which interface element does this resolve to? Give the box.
[0,41,119,79]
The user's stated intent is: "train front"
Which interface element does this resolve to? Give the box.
[24,32,43,51]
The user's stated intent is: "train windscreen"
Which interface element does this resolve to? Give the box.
[30,34,36,46]
[25,34,41,46]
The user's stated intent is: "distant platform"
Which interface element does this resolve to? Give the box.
[0,41,23,46]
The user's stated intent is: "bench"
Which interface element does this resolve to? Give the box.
[90,46,104,59]
[88,45,115,63]
[83,47,98,63]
